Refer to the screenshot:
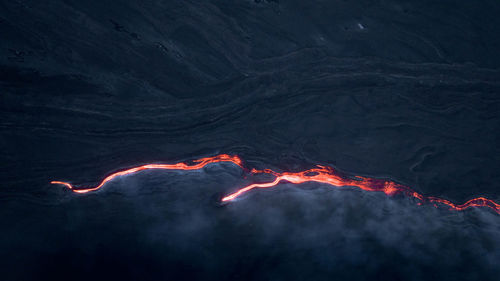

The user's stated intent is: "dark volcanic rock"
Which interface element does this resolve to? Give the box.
[1,1,500,280]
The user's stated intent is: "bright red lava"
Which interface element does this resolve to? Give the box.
[51,154,500,214]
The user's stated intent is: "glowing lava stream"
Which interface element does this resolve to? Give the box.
[51,154,500,214]
[51,154,243,194]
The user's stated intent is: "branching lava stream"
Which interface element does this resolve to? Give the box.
[51,154,500,214]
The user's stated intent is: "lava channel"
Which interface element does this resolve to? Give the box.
[51,154,500,214]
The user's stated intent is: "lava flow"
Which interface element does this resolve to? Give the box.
[51,154,500,214]
[51,154,243,193]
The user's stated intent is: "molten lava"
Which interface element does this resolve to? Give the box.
[51,154,500,214]
[51,154,243,193]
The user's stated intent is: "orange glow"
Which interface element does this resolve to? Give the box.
[51,154,500,214]
[50,154,243,193]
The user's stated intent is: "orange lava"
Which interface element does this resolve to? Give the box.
[51,154,500,214]
[50,154,243,193]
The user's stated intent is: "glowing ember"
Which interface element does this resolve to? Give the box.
[51,154,500,214]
